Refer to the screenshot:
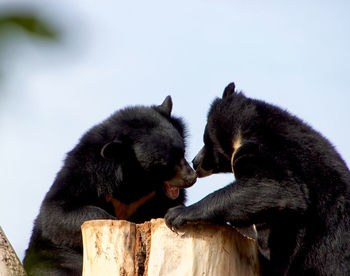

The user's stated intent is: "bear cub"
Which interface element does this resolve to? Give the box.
[165,83,350,275]
[24,96,196,276]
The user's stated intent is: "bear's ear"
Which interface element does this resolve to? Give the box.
[222,82,236,99]
[100,140,123,160]
[158,95,173,116]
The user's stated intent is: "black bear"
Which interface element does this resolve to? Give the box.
[23,96,197,276]
[165,83,350,275]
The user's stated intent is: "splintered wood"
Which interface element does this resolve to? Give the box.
[0,226,27,276]
[81,219,260,276]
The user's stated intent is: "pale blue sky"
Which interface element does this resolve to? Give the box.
[0,0,349,260]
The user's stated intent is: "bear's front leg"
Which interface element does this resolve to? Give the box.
[165,177,308,231]
[165,204,223,230]
[165,186,229,230]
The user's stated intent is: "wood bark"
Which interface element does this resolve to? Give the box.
[0,226,27,276]
[82,218,260,276]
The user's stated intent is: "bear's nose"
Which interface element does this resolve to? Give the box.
[186,170,197,186]
[192,147,204,170]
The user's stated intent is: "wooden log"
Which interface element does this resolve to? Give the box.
[0,226,27,276]
[82,219,260,276]
[82,220,136,275]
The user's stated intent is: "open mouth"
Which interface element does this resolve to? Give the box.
[163,161,197,200]
[163,175,197,200]
[164,181,180,200]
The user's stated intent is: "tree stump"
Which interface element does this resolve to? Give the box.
[0,226,27,276]
[82,219,260,276]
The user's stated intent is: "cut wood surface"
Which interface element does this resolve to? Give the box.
[82,218,260,276]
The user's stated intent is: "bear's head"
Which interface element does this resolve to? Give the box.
[192,82,260,179]
[97,96,197,202]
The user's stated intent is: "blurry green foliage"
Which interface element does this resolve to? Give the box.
[0,10,61,89]
[0,13,60,40]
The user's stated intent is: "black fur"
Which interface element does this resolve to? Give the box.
[165,83,350,275]
[23,97,196,275]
